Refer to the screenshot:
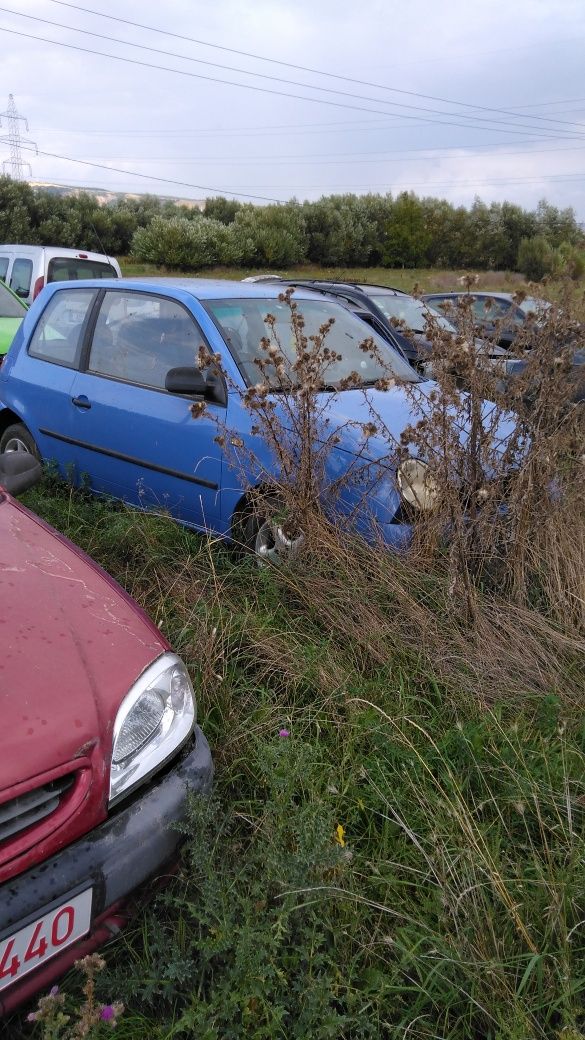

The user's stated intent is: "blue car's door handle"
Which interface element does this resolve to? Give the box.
[72,395,91,410]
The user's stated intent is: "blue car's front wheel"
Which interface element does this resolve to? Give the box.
[243,505,305,566]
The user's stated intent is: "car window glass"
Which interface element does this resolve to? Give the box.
[519,297,550,318]
[89,291,206,389]
[28,289,97,367]
[0,258,8,281]
[0,282,26,318]
[508,305,527,325]
[206,296,419,386]
[10,259,33,297]
[427,296,455,317]
[369,294,455,333]
[47,257,118,282]
[472,297,510,320]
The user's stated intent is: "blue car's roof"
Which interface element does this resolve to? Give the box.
[48,277,328,302]
[135,277,327,300]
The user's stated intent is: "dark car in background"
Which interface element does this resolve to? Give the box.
[243,277,512,377]
[421,291,539,349]
[422,291,584,400]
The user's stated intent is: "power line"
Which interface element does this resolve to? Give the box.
[181,174,585,190]
[4,6,585,139]
[512,97,585,110]
[31,108,585,137]
[25,174,585,206]
[24,147,585,198]
[42,0,585,133]
[34,117,434,136]
[2,22,585,143]
[69,142,585,166]
[32,123,569,145]
[19,140,584,204]
[30,171,585,195]
[26,147,281,202]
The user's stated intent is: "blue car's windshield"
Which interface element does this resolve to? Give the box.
[205,296,419,388]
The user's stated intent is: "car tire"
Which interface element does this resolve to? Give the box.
[242,502,305,565]
[0,423,40,459]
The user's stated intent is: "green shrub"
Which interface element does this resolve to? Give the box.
[554,242,585,280]
[131,215,234,269]
[230,204,308,267]
[516,235,556,280]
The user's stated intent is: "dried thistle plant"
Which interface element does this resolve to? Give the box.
[189,284,583,639]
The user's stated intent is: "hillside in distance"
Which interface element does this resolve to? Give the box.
[29,180,206,210]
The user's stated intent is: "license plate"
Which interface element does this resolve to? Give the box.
[0,889,93,992]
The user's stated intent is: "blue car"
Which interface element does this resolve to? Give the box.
[0,278,455,557]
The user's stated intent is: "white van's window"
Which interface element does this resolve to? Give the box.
[28,289,96,367]
[47,257,117,282]
[0,258,8,282]
[10,258,33,297]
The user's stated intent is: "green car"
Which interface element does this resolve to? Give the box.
[0,279,27,359]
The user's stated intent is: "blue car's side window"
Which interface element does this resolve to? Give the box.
[88,291,207,391]
[28,289,97,368]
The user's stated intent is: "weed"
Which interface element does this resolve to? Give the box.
[24,955,123,1038]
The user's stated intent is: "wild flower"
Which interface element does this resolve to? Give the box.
[25,952,125,1037]
[99,1002,124,1024]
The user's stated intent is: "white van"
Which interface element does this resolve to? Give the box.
[0,245,122,304]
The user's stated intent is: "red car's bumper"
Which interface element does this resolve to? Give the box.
[0,727,213,1015]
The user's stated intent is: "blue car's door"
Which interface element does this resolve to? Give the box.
[64,288,225,531]
[5,287,101,466]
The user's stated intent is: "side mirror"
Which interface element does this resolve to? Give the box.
[14,287,29,299]
[165,366,227,406]
[165,366,207,396]
[0,453,42,496]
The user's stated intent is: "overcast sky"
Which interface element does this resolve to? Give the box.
[1,0,584,217]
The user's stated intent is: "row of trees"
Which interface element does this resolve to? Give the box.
[0,175,582,276]
[133,195,585,278]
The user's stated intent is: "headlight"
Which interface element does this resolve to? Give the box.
[396,458,439,512]
[109,652,196,805]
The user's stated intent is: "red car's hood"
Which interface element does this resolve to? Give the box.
[0,493,167,791]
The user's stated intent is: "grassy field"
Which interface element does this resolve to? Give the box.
[9,269,585,1040]
[11,490,585,1040]
[119,260,532,296]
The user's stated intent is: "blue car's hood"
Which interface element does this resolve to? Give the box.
[228,379,517,542]
[312,382,514,462]
[242,378,516,471]
[315,383,425,461]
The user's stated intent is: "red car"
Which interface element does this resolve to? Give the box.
[0,454,213,1014]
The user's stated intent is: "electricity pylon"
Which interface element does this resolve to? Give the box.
[0,95,37,180]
